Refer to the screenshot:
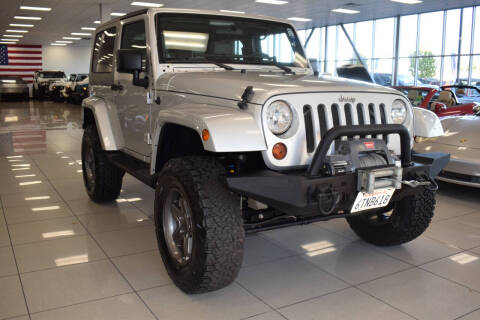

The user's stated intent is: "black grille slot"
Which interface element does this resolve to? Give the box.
[356,103,365,138]
[379,104,387,124]
[379,103,388,142]
[368,103,376,124]
[331,104,341,144]
[344,104,353,126]
[318,104,328,138]
[303,105,315,153]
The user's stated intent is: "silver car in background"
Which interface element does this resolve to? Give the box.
[0,76,29,101]
[414,108,480,187]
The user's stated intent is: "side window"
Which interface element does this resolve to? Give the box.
[121,20,146,49]
[91,27,117,73]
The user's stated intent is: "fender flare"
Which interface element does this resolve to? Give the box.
[82,96,125,150]
[413,107,444,138]
[150,104,267,173]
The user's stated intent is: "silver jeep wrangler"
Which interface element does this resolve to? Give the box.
[81,8,449,294]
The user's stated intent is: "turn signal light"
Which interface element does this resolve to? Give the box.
[272,143,287,160]
[202,129,210,141]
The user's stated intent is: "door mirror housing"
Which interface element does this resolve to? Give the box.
[117,49,148,88]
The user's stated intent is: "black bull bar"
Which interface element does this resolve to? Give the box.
[224,124,450,216]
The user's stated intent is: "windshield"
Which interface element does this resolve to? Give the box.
[39,72,66,78]
[156,13,308,68]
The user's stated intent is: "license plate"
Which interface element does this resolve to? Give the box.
[351,188,395,213]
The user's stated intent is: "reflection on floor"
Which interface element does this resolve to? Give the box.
[1,100,480,320]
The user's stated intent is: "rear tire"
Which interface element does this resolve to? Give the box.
[154,156,244,293]
[346,188,435,246]
[81,124,124,202]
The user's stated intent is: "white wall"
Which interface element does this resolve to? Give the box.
[42,46,91,76]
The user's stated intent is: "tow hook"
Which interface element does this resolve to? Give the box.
[402,174,438,191]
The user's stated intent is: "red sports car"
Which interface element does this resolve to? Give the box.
[393,86,478,117]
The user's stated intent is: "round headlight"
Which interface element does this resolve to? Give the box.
[391,99,407,124]
[266,100,293,135]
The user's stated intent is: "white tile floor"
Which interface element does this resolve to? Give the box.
[1,101,480,320]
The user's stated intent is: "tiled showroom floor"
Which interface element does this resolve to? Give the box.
[1,100,480,320]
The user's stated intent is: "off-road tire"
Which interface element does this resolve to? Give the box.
[155,156,244,293]
[346,188,435,246]
[81,124,124,202]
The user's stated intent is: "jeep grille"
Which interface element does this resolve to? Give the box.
[303,102,389,154]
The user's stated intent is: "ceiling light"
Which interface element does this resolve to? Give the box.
[1,39,19,42]
[111,12,126,16]
[287,17,312,22]
[94,20,101,24]
[9,23,34,27]
[56,40,72,43]
[71,32,91,36]
[3,35,23,38]
[14,16,42,20]
[63,36,81,40]
[256,0,288,4]
[81,27,96,30]
[0,41,16,44]
[20,6,52,11]
[219,9,245,14]
[391,0,422,4]
[130,1,164,7]
[331,8,360,14]
[6,30,28,33]
[51,43,67,46]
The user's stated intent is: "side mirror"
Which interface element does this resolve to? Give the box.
[117,49,148,88]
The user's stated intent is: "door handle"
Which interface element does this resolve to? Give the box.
[111,84,123,91]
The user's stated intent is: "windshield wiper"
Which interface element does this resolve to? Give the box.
[163,56,234,71]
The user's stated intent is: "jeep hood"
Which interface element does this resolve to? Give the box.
[157,71,400,105]
[432,115,480,149]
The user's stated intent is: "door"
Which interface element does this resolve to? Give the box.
[115,18,151,158]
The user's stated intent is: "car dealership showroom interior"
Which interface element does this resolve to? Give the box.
[2,0,480,319]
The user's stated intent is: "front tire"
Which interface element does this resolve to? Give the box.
[155,156,244,293]
[81,124,124,202]
[346,188,435,246]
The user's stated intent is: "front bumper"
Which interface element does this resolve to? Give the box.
[225,125,450,216]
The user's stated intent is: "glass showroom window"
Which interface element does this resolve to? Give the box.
[355,20,373,61]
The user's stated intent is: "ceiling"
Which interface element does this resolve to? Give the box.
[1,0,479,47]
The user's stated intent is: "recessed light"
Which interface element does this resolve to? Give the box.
[130,2,164,7]
[111,12,126,16]
[14,16,42,20]
[51,43,67,46]
[9,23,34,27]
[331,8,360,14]
[287,17,312,22]
[219,9,246,14]
[256,0,288,4]
[0,41,17,44]
[56,40,72,43]
[63,36,81,40]
[6,30,28,33]
[1,38,19,42]
[71,32,91,36]
[391,0,422,4]
[20,6,52,11]
[3,35,23,38]
[93,20,101,24]
[81,27,96,30]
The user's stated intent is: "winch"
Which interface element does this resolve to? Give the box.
[325,138,403,194]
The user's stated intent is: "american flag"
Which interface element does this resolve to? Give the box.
[0,44,42,83]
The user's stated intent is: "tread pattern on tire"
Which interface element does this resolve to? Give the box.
[155,156,244,293]
[82,124,124,203]
[346,188,436,246]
